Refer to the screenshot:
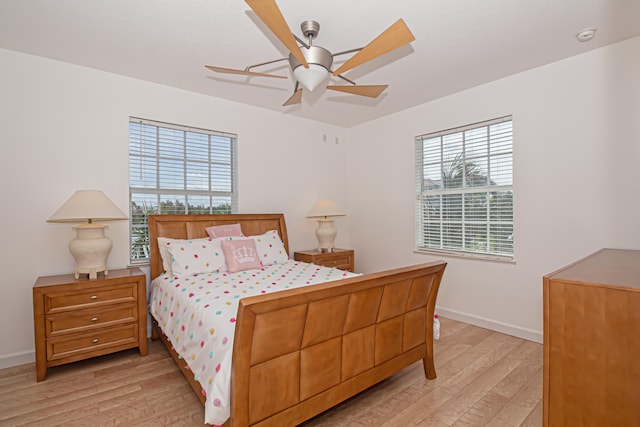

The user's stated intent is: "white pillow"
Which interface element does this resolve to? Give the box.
[166,237,227,276]
[229,230,289,266]
[157,237,194,274]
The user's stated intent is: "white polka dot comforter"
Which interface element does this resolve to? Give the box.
[149,259,358,426]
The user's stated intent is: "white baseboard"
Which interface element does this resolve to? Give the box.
[0,350,35,370]
[436,306,543,344]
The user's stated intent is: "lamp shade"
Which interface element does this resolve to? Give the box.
[47,190,128,223]
[307,198,346,218]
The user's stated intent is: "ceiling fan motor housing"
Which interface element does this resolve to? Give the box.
[289,45,333,71]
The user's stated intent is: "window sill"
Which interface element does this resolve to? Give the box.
[413,248,516,264]
[128,260,150,268]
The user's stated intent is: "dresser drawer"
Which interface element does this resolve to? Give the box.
[45,282,137,314]
[46,303,138,337]
[46,323,139,361]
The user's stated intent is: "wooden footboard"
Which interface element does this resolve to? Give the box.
[230,260,446,427]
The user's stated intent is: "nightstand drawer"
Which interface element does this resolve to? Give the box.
[46,303,138,337]
[45,282,137,314]
[46,323,139,361]
[294,249,355,272]
[317,256,351,269]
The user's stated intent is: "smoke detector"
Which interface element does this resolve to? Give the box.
[576,28,596,42]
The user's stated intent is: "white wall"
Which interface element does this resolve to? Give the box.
[0,48,350,368]
[345,36,640,342]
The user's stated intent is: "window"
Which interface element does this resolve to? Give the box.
[415,116,513,260]
[128,117,238,262]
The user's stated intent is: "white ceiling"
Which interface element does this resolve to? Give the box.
[1,0,639,127]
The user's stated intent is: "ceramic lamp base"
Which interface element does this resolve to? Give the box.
[315,218,337,252]
[69,224,112,279]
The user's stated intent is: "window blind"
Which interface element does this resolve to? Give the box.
[128,117,238,262]
[415,116,513,260]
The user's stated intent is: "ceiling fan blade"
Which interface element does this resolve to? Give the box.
[327,85,388,98]
[205,65,287,79]
[332,19,415,76]
[245,0,309,68]
[282,88,303,106]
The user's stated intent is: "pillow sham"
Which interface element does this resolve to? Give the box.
[157,237,212,274]
[205,223,244,238]
[221,239,262,273]
[227,230,289,266]
[165,237,226,276]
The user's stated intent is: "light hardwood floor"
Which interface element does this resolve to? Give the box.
[0,318,542,426]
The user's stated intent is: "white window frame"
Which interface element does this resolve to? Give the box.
[415,116,514,261]
[128,117,238,263]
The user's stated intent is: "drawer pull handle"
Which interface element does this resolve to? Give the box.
[90,317,99,322]
[333,261,337,265]
[90,295,98,300]
[92,338,99,344]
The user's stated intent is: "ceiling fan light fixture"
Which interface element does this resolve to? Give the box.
[293,64,329,92]
[289,45,333,92]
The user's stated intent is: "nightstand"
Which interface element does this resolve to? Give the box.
[33,267,148,381]
[294,248,355,272]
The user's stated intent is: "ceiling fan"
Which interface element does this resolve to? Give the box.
[205,0,415,106]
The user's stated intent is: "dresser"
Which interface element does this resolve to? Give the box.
[543,248,640,426]
[294,248,355,272]
[33,267,147,381]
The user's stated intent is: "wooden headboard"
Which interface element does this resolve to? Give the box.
[148,213,289,280]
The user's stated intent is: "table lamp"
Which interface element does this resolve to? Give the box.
[47,190,128,279]
[306,198,346,252]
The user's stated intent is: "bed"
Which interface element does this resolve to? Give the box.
[148,213,447,426]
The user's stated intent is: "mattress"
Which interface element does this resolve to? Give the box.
[149,259,358,426]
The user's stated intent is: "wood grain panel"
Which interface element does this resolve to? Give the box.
[378,280,412,321]
[341,325,375,380]
[375,316,404,365]
[250,304,307,365]
[300,337,342,400]
[406,275,434,311]
[249,352,300,424]
[301,295,349,348]
[343,287,383,333]
[403,308,427,351]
